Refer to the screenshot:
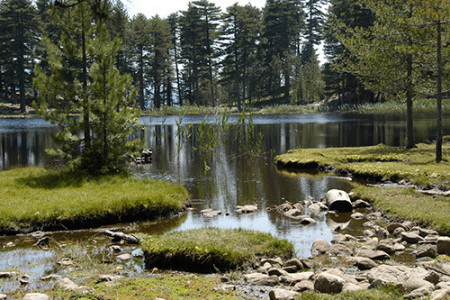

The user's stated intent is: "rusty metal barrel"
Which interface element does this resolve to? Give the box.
[325,189,353,212]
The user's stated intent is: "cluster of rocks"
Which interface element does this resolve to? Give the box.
[200,204,259,217]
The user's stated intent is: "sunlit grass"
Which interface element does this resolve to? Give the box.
[141,228,295,272]
[0,168,189,233]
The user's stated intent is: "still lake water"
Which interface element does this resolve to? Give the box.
[0,112,448,261]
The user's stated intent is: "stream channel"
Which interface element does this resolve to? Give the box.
[0,112,448,293]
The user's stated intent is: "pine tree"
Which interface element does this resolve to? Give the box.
[0,0,38,112]
[301,0,325,64]
[34,1,141,175]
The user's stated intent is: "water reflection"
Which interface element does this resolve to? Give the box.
[0,113,448,255]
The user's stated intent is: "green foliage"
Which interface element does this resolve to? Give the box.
[33,2,142,175]
[0,167,189,233]
[141,228,294,272]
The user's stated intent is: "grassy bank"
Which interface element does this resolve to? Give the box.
[141,228,294,272]
[275,144,450,235]
[275,143,450,188]
[0,168,189,234]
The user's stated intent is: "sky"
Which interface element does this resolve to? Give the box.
[123,0,266,18]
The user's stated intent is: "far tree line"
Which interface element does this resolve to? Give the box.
[0,0,382,113]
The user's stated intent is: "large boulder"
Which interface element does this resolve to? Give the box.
[358,248,390,260]
[415,244,438,258]
[281,271,314,284]
[367,265,429,288]
[401,232,424,244]
[269,288,299,300]
[314,272,345,293]
[244,273,279,286]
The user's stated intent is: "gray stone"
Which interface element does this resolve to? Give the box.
[40,274,62,281]
[282,265,298,273]
[431,288,450,300]
[22,294,49,300]
[376,243,396,254]
[284,258,303,271]
[424,271,440,284]
[401,232,424,244]
[358,248,390,260]
[268,268,289,277]
[294,280,314,292]
[412,227,439,238]
[415,244,438,258]
[269,288,299,300]
[436,282,450,290]
[393,227,406,237]
[387,223,406,234]
[366,212,382,219]
[201,209,222,217]
[404,287,433,299]
[343,282,364,292]
[394,243,406,252]
[363,230,375,237]
[116,253,132,260]
[244,273,279,286]
[55,278,92,294]
[314,272,345,294]
[367,265,429,287]
[257,262,272,273]
[299,258,316,269]
[0,271,17,278]
[352,199,371,209]
[437,236,450,255]
[404,277,434,291]
[281,271,314,284]
[236,205,258,214]
[0,294,6,300]
[311,239,331,255]
[402,221,414,231]
[300,217,316,225]
[329,244,353,256]
[421,235,439,244]
[261,257,283,266]
[284,208,304,218]
[307,202,327,215]
[350,256,378,270]
[375,227,389,239]
[96,275,121,283]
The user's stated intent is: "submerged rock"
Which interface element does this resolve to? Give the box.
[236,205,258,214]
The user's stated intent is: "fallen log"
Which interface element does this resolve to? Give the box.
[102,230,141,244]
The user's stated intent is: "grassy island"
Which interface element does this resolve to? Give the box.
[275,144,450,235]
[141,228,295,272]
[0,168,189,234]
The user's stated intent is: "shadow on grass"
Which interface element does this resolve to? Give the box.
[16,170,86,189]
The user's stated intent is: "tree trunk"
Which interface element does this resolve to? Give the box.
[138,48,145,110]
[174,40,182,106]
[405,54,414,149]
[81,10,91,150]
[436,19,442,163]
[17,15,26,114]
[205,14,215,107]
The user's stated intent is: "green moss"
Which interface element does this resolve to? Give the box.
[0,167,189,233]
[141,228,294,272]
[275,143,450,188]
[352,185,450,235]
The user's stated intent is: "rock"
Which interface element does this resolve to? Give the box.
[329,244,352,256]
[351,212,364,220]
[34,237,51,248]
[314,272,345,293]
[437,236,450,255]
[257,262,272,273]
[363,230,375,237]
[19,275,29,285]
[421,235,439,244]
[394,243,406,252]
[404,286,433,299]
[307,202,326,215]
[412,227,439,238]
[424,271,440,284]
[244,273,279,286]
[404,277,434,291]
[430,288,450,300]
[0,271,17,278]
[402,221,414,231]
[311,239,330,255]
[367,265,429,287]
[284,258,303,271]
[236,205,258,214]
[281,271,314,284]
[352,199,371,209]
[274,202,294,211]
[5,241,15,247]
[294,280,314,292]
[343,282,364,292]
[0,295,6,300]
[324,268,358,284]
[347,256,378,270]
[282,265,297,273]
[375,227,389,238]
[201,209,222,217]
[57,259,74,267]
[261,257,283,266]
[40,274,62,281]
[358,248,390,260]
[387,223,406,234]
[283,209,304,218]
[269,288,299,300]
[415,244,438,258]
[22,294,49,300]
[401,232,424,244]
[132,248,144,258]
[96,275,121,283]
[325,189,352,212]
[366,212,382,219]
[116,253,132,260]
[268,268,289,277]
[376,243,396,255]
[393,227,406,237]
[300,217,316,225]
[109,245,122,252]
[299,258,316,269]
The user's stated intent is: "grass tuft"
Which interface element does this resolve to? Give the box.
[0,167,189,233]
[141,228,294,273]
